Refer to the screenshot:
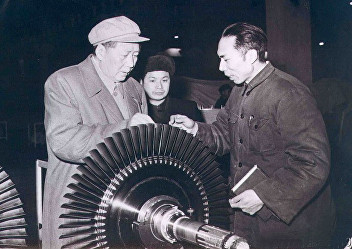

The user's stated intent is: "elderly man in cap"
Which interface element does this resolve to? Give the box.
[43,16,153,248]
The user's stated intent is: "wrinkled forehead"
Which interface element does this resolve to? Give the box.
[116,42,140,53]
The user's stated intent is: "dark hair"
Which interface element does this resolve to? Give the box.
[222,22,267,62]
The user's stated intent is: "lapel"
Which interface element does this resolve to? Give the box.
[78,55,123,122]
[124,78,142,114]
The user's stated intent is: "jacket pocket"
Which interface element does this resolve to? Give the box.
[249,117,276,152]
[228,113,239,145]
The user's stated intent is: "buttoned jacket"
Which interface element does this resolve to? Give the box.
[197,63,335,247]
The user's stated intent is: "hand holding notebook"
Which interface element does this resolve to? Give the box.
[231,165,268,196]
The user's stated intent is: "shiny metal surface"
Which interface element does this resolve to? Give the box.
[136,195,249,249]
[59,124,243,249]
[0,166,27,248]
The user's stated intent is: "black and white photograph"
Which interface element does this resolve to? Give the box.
[0,0,351,248]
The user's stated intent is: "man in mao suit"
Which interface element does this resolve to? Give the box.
[43,16,154,248]
[170,23,335,249]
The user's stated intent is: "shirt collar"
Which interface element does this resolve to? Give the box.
[246,61,275,92]
[91,56,117,95]
[245,61,268,84]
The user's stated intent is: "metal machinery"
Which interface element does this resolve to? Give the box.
[0,166,27,247]
[59,124,249,249]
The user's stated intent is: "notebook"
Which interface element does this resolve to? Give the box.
[231,165,268,196]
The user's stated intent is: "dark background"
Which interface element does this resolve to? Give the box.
[0,0,351,247]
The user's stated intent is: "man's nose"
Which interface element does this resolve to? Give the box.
[126,55,137,69]
[156,80,163,88]
[219,60,226,72]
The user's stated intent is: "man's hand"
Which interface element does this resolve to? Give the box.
[169,114,198,135]
[128,113,155,127]
[229,189,264,215]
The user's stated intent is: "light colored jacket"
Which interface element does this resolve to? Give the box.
[42,55,147,248]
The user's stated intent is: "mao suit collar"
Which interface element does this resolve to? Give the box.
[246,62,275,93]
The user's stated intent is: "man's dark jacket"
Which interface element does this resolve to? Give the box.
[197,63,336,249]
[148,97,203,124]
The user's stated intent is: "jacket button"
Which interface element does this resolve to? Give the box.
[238,162,242,167]
[239,138,243,144]
[240,113,244,119]
[246,91,250,96]
[254,124,258,129]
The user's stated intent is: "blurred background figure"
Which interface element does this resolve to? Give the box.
[142,54,203,124]
[214,83,232,108]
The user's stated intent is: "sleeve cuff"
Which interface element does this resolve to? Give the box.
[191,122,199,136]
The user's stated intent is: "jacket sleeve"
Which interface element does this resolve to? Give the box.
[187,101,203,122]
[196,107,231,156]
[253,88,330,224]
[44,74,130,164]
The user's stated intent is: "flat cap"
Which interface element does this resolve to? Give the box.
[88,16,149,45]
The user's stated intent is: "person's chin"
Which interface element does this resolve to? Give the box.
[233,81,243,85]
[115,73,129,82]
[152,93,166,98]
[152,95,167,101]
[231,77,244,84]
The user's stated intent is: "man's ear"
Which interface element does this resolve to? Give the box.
[245,49,258,64]
[95,44,106,61]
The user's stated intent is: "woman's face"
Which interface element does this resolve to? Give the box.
[143,71,170,105]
